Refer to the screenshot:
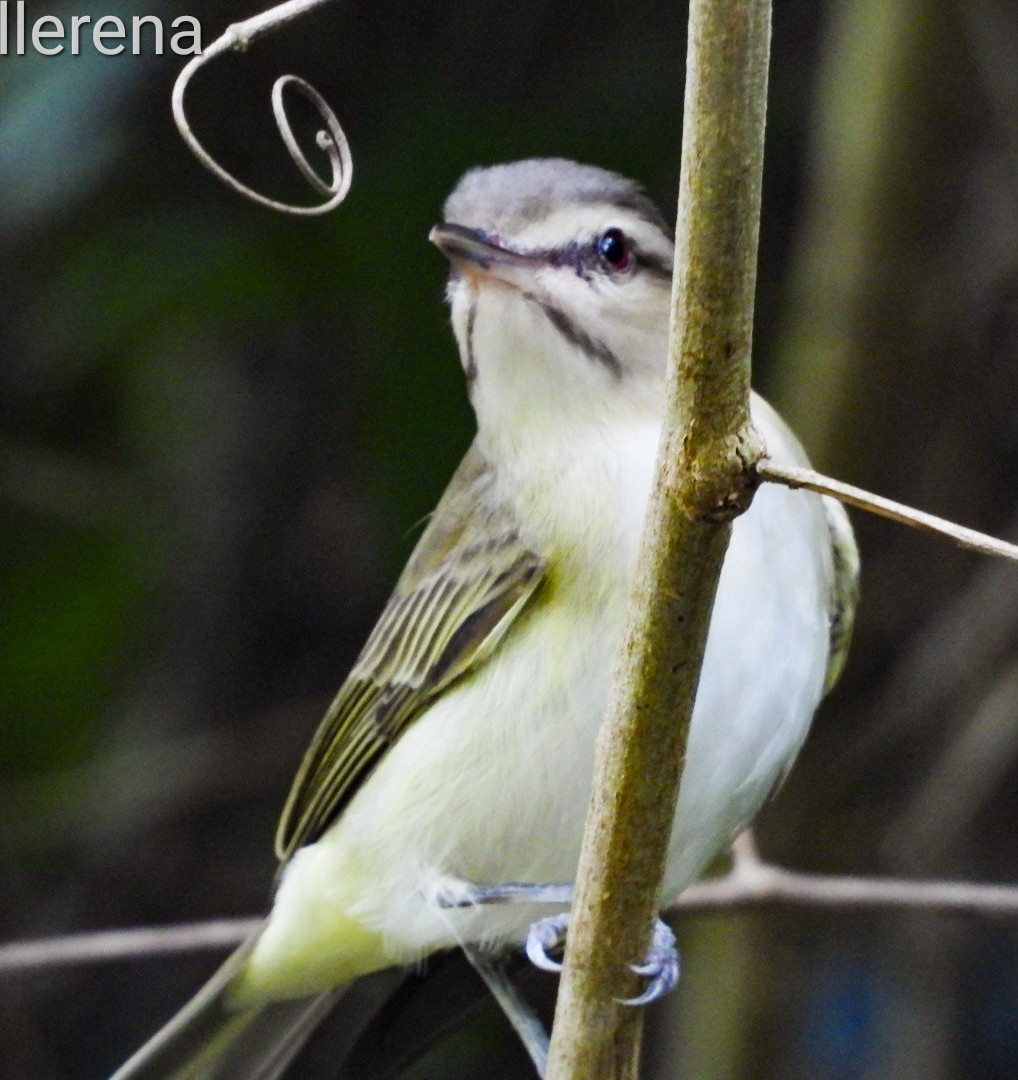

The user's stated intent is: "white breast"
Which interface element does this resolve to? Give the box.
[253,395,833,992]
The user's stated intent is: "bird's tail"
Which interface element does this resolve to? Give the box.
[110,933,345,1080]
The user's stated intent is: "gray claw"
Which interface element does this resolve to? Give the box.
[618,919,680,1006]
[525,913,680,1006]
[525,913,571,973]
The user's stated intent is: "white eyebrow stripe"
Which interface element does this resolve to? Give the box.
[515,205,673,260]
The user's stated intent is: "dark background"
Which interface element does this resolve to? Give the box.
[3,1,1018,1078]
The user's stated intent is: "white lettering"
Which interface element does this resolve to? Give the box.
[132,14,162,54]
[0,9,204,57]
[32,14,63,54]
[170,15,201,56]
[69,14,90,55]
[93,14,125,55]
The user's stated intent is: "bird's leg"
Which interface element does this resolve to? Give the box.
[438,881,681,1006]
[439,881,575,906]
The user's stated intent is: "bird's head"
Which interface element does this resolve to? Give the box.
[431,159,674,444]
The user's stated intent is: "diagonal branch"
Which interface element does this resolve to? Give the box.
[758,459,1018,562]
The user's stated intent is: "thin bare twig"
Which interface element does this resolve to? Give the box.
[9,853,1018,976]
[0,918,263,976]
[670,833,1018,917]
[172,0,352,215]
[758,459,1018,562]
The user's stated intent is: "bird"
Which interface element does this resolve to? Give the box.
[111,157,858,1080]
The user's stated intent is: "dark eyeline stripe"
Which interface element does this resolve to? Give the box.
[634,246,674,281]
[528,295,623,379]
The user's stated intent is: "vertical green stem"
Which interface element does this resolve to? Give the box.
[543,2,772,1077]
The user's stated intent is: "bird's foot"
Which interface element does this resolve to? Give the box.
[619,918,680,1005]
[525,913,680,1005]
[435,880,680,1007]
[525,912,570,972]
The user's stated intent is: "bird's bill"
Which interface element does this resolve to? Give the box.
[429,223,540,288]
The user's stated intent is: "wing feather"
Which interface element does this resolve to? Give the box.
[821,495,860,693]
[275,445,546,862]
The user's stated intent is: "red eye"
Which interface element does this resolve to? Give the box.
[597,228,631,271]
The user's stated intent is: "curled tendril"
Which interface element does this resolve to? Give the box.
[270,76,351,203]
[171,2,352,216]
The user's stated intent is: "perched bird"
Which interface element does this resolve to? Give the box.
[112,158,858,1080]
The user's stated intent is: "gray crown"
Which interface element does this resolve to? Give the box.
[442,158,669,239]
